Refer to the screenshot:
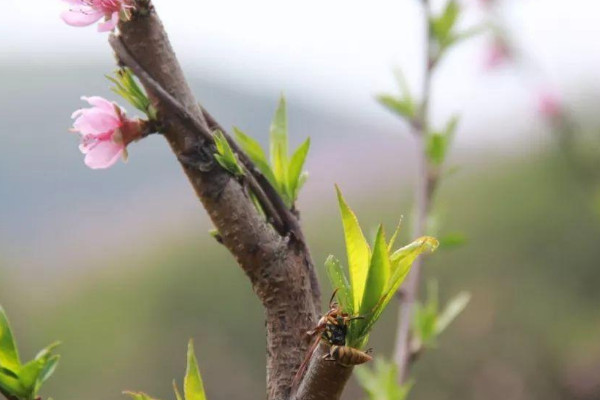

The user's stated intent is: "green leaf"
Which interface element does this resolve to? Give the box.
[413,281,440,346]
[360,225,391,317]
[377,94,415,120]
[0,365,23,400]
[37,355,59,387]
[324,256,353,315]
[426,133,446,166]
[356,236,438,340]
[270,96,289,194]
[233,127,276,185]
[0,367,17,380]
[426,115,459,165]
[173,381,183,400]
[287,137,310,202]
[106,68,155,119]
[436,292,470,334]
[19,358,46,397]
[335,186,371,312]
[34,341,60,362]
[390,236,439,276]
[124,391,161,400]
[431,0,460,44]
[184,340,206,400]
[388,217,403,253]
[213,130,244,177]
[0,305,21,373]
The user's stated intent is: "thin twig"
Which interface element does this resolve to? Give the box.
[392,0,438,383]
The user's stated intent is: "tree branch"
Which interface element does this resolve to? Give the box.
[292,343,354,400]
[110,3,321,398]
[392,0,438,383]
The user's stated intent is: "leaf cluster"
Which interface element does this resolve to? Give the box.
[125,340,207,400]
[325,187,439,348]
[376,70,416,122]
[0,306,59,400]
[213,130,245,177]
[107,68,157,120]
[411,281,470,351]
[235,96,310,208]
[429,1,484,62]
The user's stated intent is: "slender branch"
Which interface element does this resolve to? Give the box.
[392,0,438,383]
[109,3,321,398]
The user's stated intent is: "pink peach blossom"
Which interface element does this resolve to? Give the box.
[483,39,511,70]
[537,91,563,119]
[70,96,141,169]
[61,0,132,32]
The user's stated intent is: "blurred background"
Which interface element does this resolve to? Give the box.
[1,0,600,399]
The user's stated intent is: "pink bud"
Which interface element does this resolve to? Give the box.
[483,39,511,70]
[61,0,133,32]
[70,96,143,169]
[537,91,563,120]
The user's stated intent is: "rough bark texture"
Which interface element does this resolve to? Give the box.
[114,4,320,399]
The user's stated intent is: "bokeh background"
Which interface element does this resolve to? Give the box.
[1,0,600,399]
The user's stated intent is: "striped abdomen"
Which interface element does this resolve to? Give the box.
[330,345,373,366]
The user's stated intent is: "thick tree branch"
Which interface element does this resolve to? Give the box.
[292,343,354,400]
[110,3,322,398]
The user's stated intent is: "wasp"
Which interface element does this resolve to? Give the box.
[292,290,373,389]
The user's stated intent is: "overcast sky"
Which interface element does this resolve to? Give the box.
[1,0,599,148]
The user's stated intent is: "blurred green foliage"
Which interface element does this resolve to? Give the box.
[1,153,600,400]
[0,307,59,400]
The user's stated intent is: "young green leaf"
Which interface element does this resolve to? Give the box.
[360,225,391,317]
[377,94,415,121]
[288,137,310,201]
[324,256,354,315]
[184,340,206,400]
[269,96,289,192]
[233,127,276,184]
[390,236,439,276]
[356,236,438,340]
[387,217,403,253]
[335,186,371,312]
[19,357,47,397]
[35,355,59,391]
[107,68,156,120]
[436,291,471,334]
[213,130,244,177]
[173,381,184,400]
[431,0,460,45]
[0,305,21,373]
[412,281,440,347]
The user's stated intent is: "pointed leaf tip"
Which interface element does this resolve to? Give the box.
[185,340,207,400]
[335,186,371,312]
